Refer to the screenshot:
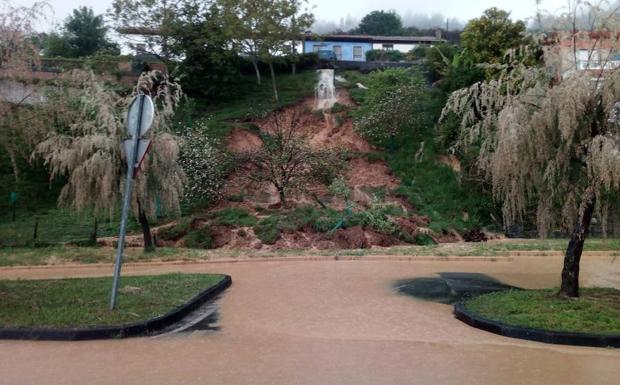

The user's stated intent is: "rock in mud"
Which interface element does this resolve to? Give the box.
[462,228,488,242]
[334,226,370,249]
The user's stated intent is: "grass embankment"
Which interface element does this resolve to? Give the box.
[464,288,620,335]
[181,71,317,140]
[0,273,224,328]
[0,238,618,267]
[344,70,497,233]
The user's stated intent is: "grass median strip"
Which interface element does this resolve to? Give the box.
[464,288,620,335]
[0,273,224,328]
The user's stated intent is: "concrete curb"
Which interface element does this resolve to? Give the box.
[0,275,232,341]
[454,302,620,348]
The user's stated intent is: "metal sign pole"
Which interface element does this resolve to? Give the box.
[110,94,146,310]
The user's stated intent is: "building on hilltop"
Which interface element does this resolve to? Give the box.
[544,31,620,77]
[303,34,446,62]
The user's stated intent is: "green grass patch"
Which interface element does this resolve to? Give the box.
[1,238,619,267]
[253,216,281,245]
[184,226,213,249]
[181,71,318,141]
[0,273,224,328]
[157,218,193,241]
[0,207,143,247]
[466,238,620,254]
[464,288,620,335]
[213,207,257,227]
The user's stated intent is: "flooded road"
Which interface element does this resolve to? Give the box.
[1,255,619,385]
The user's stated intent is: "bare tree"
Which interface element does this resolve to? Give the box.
[240,111,345,207]
[441,3,620,297]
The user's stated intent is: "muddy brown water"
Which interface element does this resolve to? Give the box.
[1,255,619,385]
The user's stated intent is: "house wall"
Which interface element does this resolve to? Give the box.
[371,42,420,52]
[303,41,373,61]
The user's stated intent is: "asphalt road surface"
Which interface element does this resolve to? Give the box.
[1,255,619,385]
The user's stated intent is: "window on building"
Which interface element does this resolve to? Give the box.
[313,44,322,53]
[353,46,363,60]
[382,44,394,50]
[333,45,342,60]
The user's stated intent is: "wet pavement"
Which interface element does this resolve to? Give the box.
[1,255,619,385]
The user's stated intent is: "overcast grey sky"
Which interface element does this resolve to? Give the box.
[17,0,570,31]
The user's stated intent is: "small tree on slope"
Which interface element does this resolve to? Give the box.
[240,111,345,207]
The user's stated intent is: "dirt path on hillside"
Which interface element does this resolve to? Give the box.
[1,256,619,385]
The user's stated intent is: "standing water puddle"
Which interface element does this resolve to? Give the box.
[395,272,518,304]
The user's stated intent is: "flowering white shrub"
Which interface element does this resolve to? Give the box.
[178,122,228,206]
[355,84,425,145]
[354,69,428,147]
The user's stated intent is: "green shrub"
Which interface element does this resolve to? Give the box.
[354,68,428,147]
[215,207,257,226]
[253,216,281,244]
[365,49,405,62]
[414,233,437,245]
[158,218,192,241]
[348,88,367,105]
[329,103,348,114]
[228,194,244,202]
[184,226,213,249]
[278,207,315,232]
[178,122,229,208]
[314,212,342,232]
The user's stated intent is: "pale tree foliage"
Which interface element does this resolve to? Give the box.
[441,2,620,297]
[0,1,49,185]
[33,70,185,249]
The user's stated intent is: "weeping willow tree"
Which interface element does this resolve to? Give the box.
[441,13,620,297]
[33,70,185,250]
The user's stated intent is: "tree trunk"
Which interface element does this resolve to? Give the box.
[89,217,98,244]
[33,216,39,241]
[6,146,20,185]
[269,61,279,103]
[559,196,596,297]
[252,58,261,85]
[278,188,287,208]
[292,62,297,75]
[137,199,155,252]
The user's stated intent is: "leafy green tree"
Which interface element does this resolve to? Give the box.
[460,7,526,64]
[43,7,119,57]
[354,10,402,36]
[168,0,241,98]
[109,0,180,59]
[429,47,485,92]
[424,43,459,82]
[222,0,314,101]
